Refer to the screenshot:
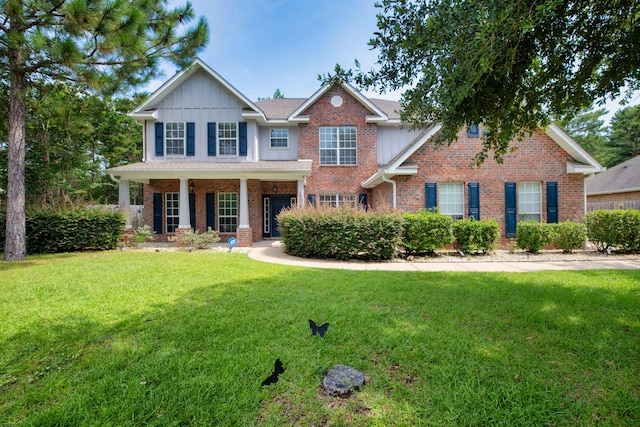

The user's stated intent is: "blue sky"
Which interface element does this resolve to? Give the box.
[149,0,637,119]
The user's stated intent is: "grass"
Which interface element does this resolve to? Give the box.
[0,251,639,426]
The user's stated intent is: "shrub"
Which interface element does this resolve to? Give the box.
[452,218,499,254]
[401,210,454,255]
[585,209,640,253]
[515,221,552,253]
[550,221,587,253]
[168,228,221,249]
[26,208,125,254]
[278,205,403,261]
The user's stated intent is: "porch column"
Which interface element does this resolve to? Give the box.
[297,178,305,208]
[178,178,191,230]
[236,178,252,246]
[118,179,132,229]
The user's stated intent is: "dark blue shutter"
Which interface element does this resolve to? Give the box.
[153,192,163,234]
[189,192,196,229]
[425,182,437,210]
[546,181,558,224]
[155,122,164,156]
[206,193,216,230]
[239,122,248,156]
[468,182,480,220]
[505,182,517,237]
[358,193,368,210]
[186,122,195,156]
[207,122,217,156]
[307,194,316,207]
[467,124,479,138]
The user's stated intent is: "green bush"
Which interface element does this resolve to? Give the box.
[402,210,454,255]
[168,227,221,249]
[278,206,403,261]
[25,208,126,254]
[550,221,587,253]
[515,221,552,253]
[452,218,499,254]
[585,209,640,253]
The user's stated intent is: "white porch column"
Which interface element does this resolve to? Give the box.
[178,178,191,229]
[118,179,132,229]
[297,178,305,208]
[239,178,250,228]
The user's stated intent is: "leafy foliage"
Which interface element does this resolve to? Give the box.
[452,218,500,254]
[402,210,454,255]
[278,206,403,261]
[515,221,552,253]
[585,209,640,253]
[356,0,640,164]
[606,104,640,167]
[549,221,587,253]
[168,228,221,249]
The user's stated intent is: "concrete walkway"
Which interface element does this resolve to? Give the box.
[247,241,640,272]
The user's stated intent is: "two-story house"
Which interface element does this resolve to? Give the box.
[107,58,604,247]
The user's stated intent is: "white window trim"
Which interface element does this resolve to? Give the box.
[218,122,238,158]
[270,128,289,149]
[165,122,186,157]
[439,182,464,220]
[165,192,180,234]
[319,126,357,166]
[319,193,357,208]
[218,192,238,233]
[518,182,542,222]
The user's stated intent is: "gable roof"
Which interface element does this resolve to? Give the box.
[130,57,264,122]
[586,155,640,195]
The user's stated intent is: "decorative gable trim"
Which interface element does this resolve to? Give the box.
[288,81,388,123]
[544,124,604,174]
[130,58,265,123]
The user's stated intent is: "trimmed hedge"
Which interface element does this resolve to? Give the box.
[585,209,640,253]
[515,221,552,253]
[278,206,403,261]
[1,209,126,255]
[452,218,499,254]
[402,210,454,255]
[550,221,587,253]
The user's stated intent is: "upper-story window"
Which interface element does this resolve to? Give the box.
[218,122,238,156]
[270,129,289,148]
[165,122,185,156]
[319,193,357,208]
[319,126,357,165]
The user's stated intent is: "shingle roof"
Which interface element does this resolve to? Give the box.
[254,98,402,121]
[586,155,640,195]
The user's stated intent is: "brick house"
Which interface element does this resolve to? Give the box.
[107,58,603,247]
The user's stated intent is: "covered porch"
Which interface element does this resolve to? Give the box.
[107,160,312,246]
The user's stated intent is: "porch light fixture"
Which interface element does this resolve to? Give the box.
[189,180,195,193]
[273,180,278,194]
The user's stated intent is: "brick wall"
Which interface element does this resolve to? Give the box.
[391,128,586,244]
[298,86,378,199]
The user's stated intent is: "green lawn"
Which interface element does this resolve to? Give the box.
[1,251,638,426]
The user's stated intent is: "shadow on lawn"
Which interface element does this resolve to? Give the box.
[2,267,639,425]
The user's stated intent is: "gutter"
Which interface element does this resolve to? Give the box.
[381,172,397,209]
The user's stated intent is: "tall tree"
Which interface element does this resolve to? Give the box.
[357,0,640,165]
[0,0,208,261]
[558,107,609,164]
[605,104,640,167]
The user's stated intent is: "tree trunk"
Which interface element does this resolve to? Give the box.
[4,48,27,261]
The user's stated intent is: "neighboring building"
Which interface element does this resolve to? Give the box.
[106,58,604,247]
[586,155,640,211]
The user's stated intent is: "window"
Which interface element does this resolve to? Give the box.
[218,122,238,156]
[518,182,542,222]
[166,192,180,233]
[319,193,357,208]
[270,129,289,148]
[319,126,357,165]
[218,192,238,233]
[440,182,464,220]
[467,124,480,138]
[165,122,185,155]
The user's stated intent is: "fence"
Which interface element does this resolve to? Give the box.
[98,205,145,228]
[587,200,640,212]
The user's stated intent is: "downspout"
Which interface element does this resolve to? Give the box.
[381,172,397,209]
[109,173,119,183]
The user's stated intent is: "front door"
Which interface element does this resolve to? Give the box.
[265,195,293,238]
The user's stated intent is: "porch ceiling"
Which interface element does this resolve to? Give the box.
[106,160,312,183]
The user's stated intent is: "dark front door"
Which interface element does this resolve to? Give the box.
[270,195,292,238]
